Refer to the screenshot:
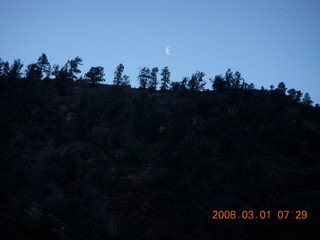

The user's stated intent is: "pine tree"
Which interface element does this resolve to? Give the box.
[211,75,225,91]
[302,92,313,106]
[67,56,82,81]
[85,66,105,85]
[224,68,233,90]
[52,57,82,81]
[187,71,206,91]
[287,88,302,103]
[8,59,23,79]
[0,58,9,77]
[26,63,42,81]
[148,67,159,90]
[233,71,243,89]
[37,53,51,78]
[160,66,170,91]
[138,67,150,89]
[113,63,124,85]
[122,75,130,86]
[276,82,287,94]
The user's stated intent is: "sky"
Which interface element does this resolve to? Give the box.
[1,0,319,103]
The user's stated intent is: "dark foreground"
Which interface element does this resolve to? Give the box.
[1,79,320,239]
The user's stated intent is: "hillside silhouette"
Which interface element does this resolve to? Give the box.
[1,56,320,240]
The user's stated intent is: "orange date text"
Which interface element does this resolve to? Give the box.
[212,210,308,220]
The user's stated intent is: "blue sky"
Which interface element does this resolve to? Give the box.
[1,0,319,103]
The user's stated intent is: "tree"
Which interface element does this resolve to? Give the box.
[302,93,313,106]
[52,64,61,79]
[211,75,226,91]
[181,77,188,90]
[212,69,244,90]
[26,63,42,81]
[148,67,159,90]
[170,82,181,91]
[122,75,130,86]
[138,67,150,89]
[8,59,24,79]
[52,64,68,81]
[170,78,187,91]
[52,57,83,81]
[67,56,83,81]
[270,84,274,90]
[25,54,51,81]
[170,77,188,91]
[187,71,206,91]
[211,70,250,91]
[0,58,9,77]
[248,83,255,90]
[0,58,2,76]
[85,66,105,85]
[37,53,51,78]
[233,71,243,89]
[287,88,302,103]
[224,68,233,90]
[160,66,170,91]
[113,63,124,85]
[276,82,287,94]
[241,82,249,89]
[51,57,82,95]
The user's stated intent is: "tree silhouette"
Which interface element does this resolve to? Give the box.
[26,63,42,81]
[8,59,23,79]
[37,53,51,78]
[0,58,9,77]
[67,56,82,81]
[160,66,170,91]
[113,64,130,86]
[52,57,82,81]
[51,57,82,95]
[181,77,188,90]
[24,54,51,81]
[113,63,124,85]
[170,77,188,91]
[287,88,302,103]
[52,64,69,81]
[187,71,206,91]
[0,58,3,76]
[138,67,150,89]
[248,83,255,90]
[147,67,159,90]
[85,66,105,86]
[52,64,64,80]
[224,68,233,89]
[122,75,130,86]
[170,82,180,91]
[233,71,243,89]
[211,70,247,91]
[211,75,226,91]
[276,82,287,94]
[302,92,313,106]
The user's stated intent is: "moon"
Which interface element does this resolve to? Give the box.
[165,46,170,55]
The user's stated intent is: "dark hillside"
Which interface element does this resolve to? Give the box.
[1,78,320,240]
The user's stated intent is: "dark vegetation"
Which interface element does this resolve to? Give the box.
[1,55,320,240]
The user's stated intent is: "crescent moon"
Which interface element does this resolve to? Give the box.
[165,46,170,55]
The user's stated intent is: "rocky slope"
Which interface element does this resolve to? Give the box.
[1,79,320,240]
